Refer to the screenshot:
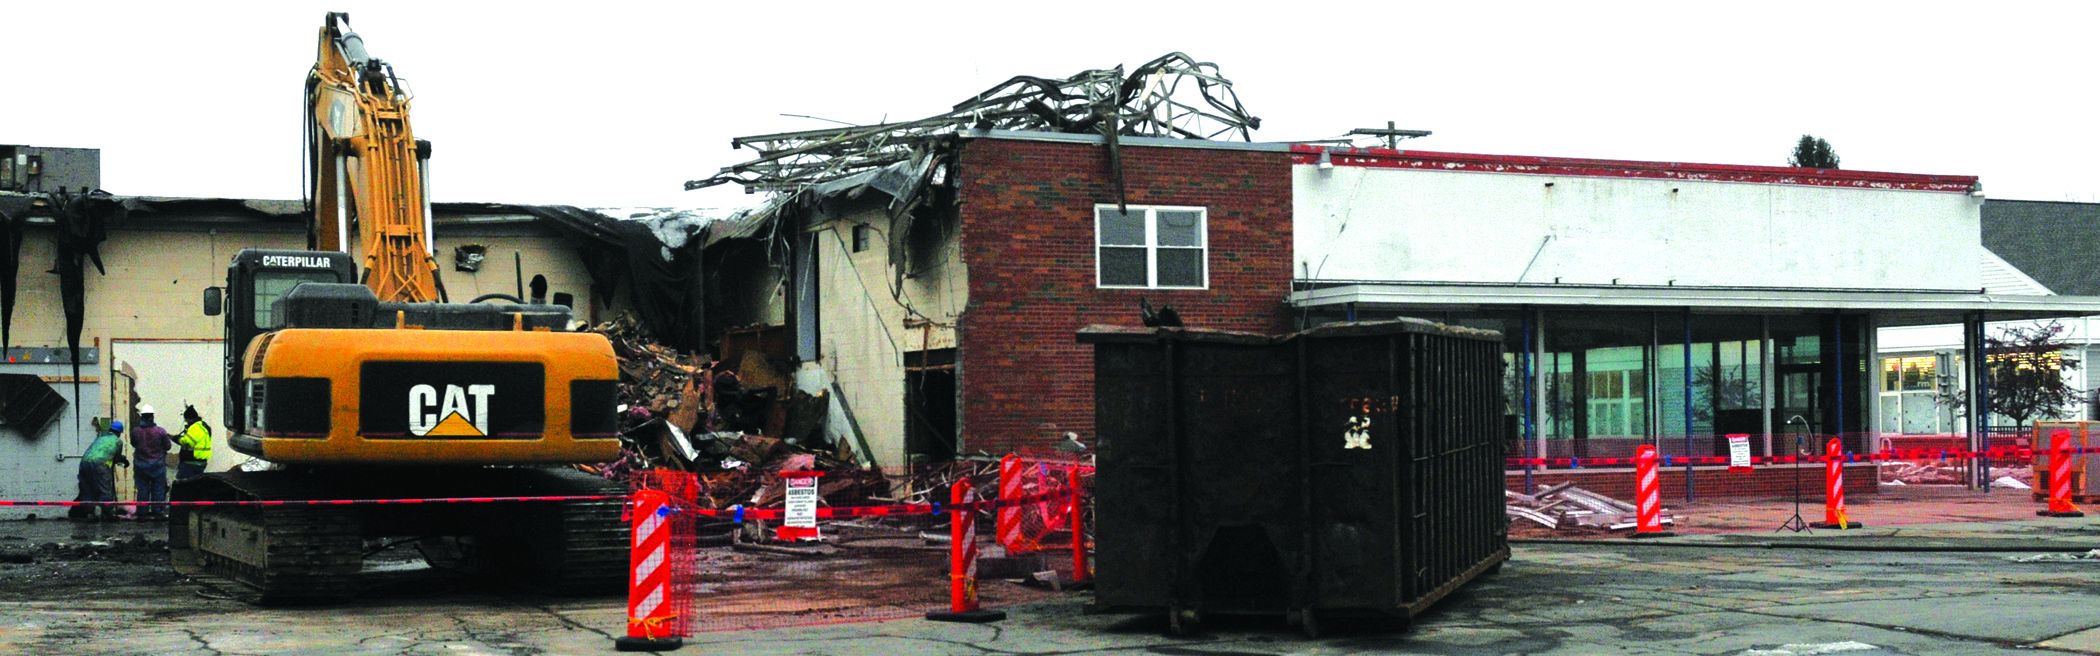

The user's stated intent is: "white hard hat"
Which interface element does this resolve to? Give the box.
[136,403,155,415]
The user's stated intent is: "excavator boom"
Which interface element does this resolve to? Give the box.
[308,11,441,303]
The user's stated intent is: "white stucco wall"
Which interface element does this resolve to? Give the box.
[1293,165,1984,291]
[3,215,600,467]
[813,211,967,471]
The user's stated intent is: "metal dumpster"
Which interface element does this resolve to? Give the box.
[1081,319,1509,635]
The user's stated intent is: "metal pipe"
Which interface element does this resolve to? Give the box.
[420,156,434,256]
[514,251,524,300]
[335,156,350,255]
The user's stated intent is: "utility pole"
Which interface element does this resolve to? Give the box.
[1349,121,1432,149]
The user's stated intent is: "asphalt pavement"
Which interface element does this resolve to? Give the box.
[3,518,2100,655]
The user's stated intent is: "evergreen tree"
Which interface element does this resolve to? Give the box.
[1788,135,1840,169]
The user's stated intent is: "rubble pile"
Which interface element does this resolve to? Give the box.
[576,317,883,510]
[1879,462,2036,487]
[1505,482,1676,531]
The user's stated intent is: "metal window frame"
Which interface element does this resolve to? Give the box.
[1093,203,1210,290]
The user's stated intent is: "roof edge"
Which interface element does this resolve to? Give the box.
[1290,144,1980,193]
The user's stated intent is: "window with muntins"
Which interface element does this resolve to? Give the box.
[1095,205,1207,289]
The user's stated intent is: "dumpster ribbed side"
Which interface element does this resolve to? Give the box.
[1085,320,1505,625]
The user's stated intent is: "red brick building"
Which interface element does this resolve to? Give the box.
[953,135,1295,456]
[709,131,1295,470]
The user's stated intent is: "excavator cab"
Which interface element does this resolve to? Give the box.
[202,247,619,464]
[205,249,355,435]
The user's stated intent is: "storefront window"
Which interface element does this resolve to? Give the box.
[1879,355,1942,435]
[1541,312,1652,458]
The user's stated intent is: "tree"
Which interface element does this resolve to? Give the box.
[1788,135,1840,169]
[1938,321,2092,433]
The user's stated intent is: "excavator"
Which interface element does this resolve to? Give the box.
[170,13,626,604]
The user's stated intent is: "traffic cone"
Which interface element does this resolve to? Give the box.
[2039,431,2085,518]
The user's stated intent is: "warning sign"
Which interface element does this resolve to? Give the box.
[1726,434,1752,473]
[779,472,823,542]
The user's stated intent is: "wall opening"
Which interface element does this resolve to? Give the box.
[906,348,957,463]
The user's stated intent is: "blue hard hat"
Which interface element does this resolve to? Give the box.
[109,419,124,433]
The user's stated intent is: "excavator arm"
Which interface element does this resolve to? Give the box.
[307,12,442,303]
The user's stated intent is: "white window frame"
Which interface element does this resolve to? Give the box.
[1093,204,1209,290]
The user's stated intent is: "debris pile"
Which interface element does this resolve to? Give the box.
[577,317,882,511]
[1505,482,1676,531]
[1878,462,2035,487]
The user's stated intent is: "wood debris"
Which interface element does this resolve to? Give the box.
[573,317,880,513]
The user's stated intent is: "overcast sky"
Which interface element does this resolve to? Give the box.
[5,2,2096,211]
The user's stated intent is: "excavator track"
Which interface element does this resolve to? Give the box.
[169,472,363,605]
[496,468,628,596]
[169,467,626,605]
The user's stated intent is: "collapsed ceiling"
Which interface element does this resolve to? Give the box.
[687,52,1260,194]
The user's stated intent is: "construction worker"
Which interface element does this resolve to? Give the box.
[175,404,212,482]
[129,404,175,520]
[72,420,130,521]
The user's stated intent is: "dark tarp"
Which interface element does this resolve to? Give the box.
[0,195,29,352]
[522,206,707,354]
[51,191,122,421]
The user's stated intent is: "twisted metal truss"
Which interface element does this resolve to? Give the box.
[687,53,1260,193]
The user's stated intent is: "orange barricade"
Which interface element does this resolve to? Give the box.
[616,470,697,652]
[1631,445,1671,538]
[2040,431,2086,518]
[1812,438,1860,529]
[927,479,1006,623]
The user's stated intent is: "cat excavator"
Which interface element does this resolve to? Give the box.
[169,13,626,604]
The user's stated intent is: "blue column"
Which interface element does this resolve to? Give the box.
[1835,314,1845,449]
[1683,308,1694,502]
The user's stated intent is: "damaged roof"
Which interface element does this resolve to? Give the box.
[688,52,1259,195]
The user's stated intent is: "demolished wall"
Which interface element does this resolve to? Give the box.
[812,207,967,469]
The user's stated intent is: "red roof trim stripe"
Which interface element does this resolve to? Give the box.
[1290,144,1979,193]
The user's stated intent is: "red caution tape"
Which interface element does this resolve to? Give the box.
[0,494,624,508]
[1507,444,2058,470]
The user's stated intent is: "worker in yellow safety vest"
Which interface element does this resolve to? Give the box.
[175,404,212,482]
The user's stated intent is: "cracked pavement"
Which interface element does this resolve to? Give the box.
[4,520,2100,654]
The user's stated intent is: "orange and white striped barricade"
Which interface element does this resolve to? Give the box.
[995,455,1044,554]
[1630,445,1673,538]
[1811,437,1860,529]
[2039,431,2086,518]
[927,479,1006,623]
[616,487,686,652]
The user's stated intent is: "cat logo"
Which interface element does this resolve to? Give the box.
[408,384,495,437]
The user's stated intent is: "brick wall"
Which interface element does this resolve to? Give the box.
[955,138,1293,455]
[1507,463,1880,502]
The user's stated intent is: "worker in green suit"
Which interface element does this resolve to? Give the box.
[72,420,130,521]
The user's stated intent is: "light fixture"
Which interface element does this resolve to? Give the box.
[1316,150,1334,171]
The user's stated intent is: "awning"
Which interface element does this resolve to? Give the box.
[1289,281,2100,327]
